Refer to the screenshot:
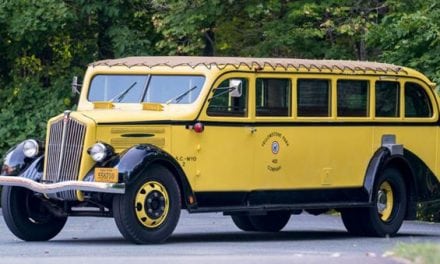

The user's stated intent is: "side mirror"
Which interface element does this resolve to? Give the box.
[71,76,82,95]
[229,79,242,97]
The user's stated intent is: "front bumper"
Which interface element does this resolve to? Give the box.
[0,176,125,194]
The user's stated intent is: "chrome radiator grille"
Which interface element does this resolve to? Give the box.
[45,115,86,200]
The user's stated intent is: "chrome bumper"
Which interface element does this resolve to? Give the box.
[0,176,125,194]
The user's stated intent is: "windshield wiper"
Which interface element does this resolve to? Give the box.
[110,82,137,103]
[166,85,198,104]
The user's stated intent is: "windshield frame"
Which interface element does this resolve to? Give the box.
[87,74,206,105]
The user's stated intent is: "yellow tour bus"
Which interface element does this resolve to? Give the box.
[1,57,440,244]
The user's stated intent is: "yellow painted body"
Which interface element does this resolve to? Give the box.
[52,60,440,198]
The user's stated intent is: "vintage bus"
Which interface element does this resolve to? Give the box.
[1,57,439,244]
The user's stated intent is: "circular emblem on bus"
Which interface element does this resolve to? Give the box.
[271,141,280,154]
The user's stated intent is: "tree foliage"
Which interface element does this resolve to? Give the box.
[0,0,439,221]
[367,0,440,84]
[0,0,158,153]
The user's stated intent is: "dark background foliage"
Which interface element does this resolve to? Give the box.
[0,0,439,220]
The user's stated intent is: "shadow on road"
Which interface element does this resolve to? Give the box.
[47,230,437,245]
[167,231,437,244]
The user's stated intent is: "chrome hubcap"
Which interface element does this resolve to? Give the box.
[377,181,394,221]
[377,190,387,213]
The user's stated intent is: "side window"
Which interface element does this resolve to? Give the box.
[337,80,369,117]
[375,81,400,117]
[207,78,248,117]
[405,82,432,117]
[297,79,331,117]
[256,78,291,117]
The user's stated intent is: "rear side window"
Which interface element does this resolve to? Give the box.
[375,81,400,117]
[337,80,369,117]
[207,78,248,117]
[405,82,432,117]
[256,78,291,117]
[297,79,331,117]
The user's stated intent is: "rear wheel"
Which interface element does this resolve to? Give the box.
[1,186,67,241]
[248,211,291,232]
[113,165,181,244]
[231,215,256,231]
[341,167,407,237]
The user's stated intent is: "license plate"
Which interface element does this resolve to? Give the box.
[95,168,118,183]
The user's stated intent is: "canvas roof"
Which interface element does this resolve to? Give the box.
[91,56,407,74]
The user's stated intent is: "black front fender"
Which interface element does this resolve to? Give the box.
[84,144,196,209]
[20,156,44,181]
[1,142,41,177]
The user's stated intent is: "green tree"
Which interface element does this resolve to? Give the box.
[367,0,440,85]
[0,0,158,155]
[0,0,74,153]
[152,0,387,59]
[151,0,226,55]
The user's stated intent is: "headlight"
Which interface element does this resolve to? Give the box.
[88,142,113,162]
[23,139,39,158]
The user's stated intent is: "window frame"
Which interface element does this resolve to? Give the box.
[335,77,372,120]
[374,80,401,120]
[255,77,292,119]
[199,73,438,123]
[87,74,206,104]
[200,73,254,122]
[296,78,333,119]
[404,81,434,119]
[247,74,293,122]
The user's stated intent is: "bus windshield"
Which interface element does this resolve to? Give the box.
[88,75,205,104]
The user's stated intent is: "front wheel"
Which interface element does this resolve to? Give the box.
[1,186,67,241]
[341,167,407,237]
[113,165,181,244]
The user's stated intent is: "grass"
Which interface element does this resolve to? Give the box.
[393,243,440,264]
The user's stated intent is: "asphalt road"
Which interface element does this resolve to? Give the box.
[0,211,439,264]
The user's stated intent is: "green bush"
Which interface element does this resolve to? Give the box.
[0,78,74,156]
[418,201,440,222]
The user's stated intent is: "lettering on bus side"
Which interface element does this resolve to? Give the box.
[261,132,290,172]
[174,156,197,167]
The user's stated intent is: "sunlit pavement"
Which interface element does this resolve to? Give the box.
[1,211,439,264]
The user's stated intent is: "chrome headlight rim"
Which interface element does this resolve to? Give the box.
[23,139,40,158]
[88,142,113,162]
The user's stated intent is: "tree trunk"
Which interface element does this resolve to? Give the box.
[97,10,114,59]
[203,28,215,56]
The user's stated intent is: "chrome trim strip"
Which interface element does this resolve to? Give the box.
[57,114,68,181]
[0,176,125,194]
